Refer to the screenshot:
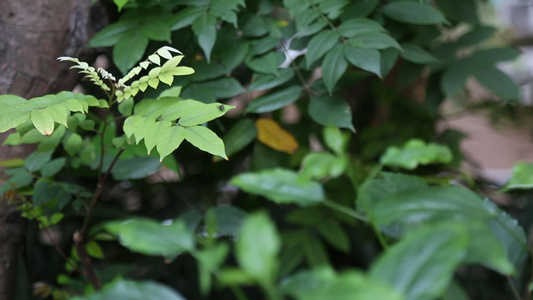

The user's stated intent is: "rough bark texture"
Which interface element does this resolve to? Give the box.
[0,0,94,298]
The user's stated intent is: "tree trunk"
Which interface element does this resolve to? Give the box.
[0,0,94,298]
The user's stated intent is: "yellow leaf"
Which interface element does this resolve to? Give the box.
[255,118,298,154]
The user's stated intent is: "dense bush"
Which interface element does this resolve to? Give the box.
[1,0,532,299]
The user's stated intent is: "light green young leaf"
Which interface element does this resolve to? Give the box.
[236,212,280,282]
[383,1,449,25]
[31,110,54,136]
[322,45,348,94]
[86,241,105,259]
[156,126,186,161]
[184,126,227,159]
[300,152,346,180]
[380,139,453,169]
[231,168,325,206]
[502,162,533,191]
[323,126,350,155]
[113,0,130,11]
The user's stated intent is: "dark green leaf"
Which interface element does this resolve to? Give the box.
[441,61,469,96]
[169,6,205,30]
[436,0,479,25]
[192,13,217,63]
[344,45,382,77]
[317,219,350,252]
[24,150,53,172]
[231,168,325,206]
[370,224,468,300]
[208,206,248,237]
[113,31,149,75]
[246,85,301,113]
[89,21,138,47]
[372,186,493,226]
[348,32,401,50]
[221,41,249,73]
[322,45,348,94]
[341,0,380,18]
[306,30,339,68]
[40,158,66,177]
[456,26,496,48]
[383,1,449,25]
[140,18,171,42]
[468,47,521,65]
[473,66,520,101]
[220,118,257,159]
[112,157,161,180]
[308,94,355,131]
[248,69,295,91]
[192,78,245,99]
[245,52,283,75]
[400,43,439,64]
[338,18,385,38]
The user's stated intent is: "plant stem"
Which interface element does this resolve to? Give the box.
[507,276,521,300]
[323,199,367,222]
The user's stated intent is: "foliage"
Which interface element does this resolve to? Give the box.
[1,0,531,300]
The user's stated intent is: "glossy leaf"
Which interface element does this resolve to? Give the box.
[231,168,325,206]
[71,280,185,300]
[246,86,301,113]
[370,224,468,300]
[256,118,299,154]
[236,212,280,281]
[308,94,355,131]
[380,139,453,170]
[322,45,348,94]
[383,1,449,25]
[105,218,194,257]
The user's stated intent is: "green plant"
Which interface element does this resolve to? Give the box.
[1,1,532,299]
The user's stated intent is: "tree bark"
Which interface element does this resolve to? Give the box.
[0,0,94,298]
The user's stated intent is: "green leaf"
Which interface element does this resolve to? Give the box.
[246,86,301,113]
[282,268,405,300]
[105,218,194,257]
[348,32,402,50]
[40,158,66,177]
[89,20,138,47]
[221,40,249,73]
[341,0,379,18]
[372,186,493,226]
[502,162,533,191]
[236,212,280,281]
[140,18,171,42]
[442,281,470,300]
[220,118,258,159]
[156,125,186,161]
[338,18,385,38]
[306,30,339,68]
[31,109,54,136]
[112,157,162,180]
[113,31,149,75]
[456,26,496,48]
[71,280,185,300]
[118,98,134,116]
[191,78,245,99]
[322,45,348,94]
[441,61,469,96]
[64,133,83,156]
[370,224,468,300]
[380,139,453,170]
[24,150,53,172]
[208,205,248,237]
[380,48,400,77]
[468,48,520,65]
[114,0,130,11]
[308,94,355,131]
[472,66,520,101]
[344,46,382,77]
[169,6,205,30]
[316,219,350,253]
[323,126,350,155]
[436,0,479,25]
[383,1,449,25]
[248,69,295,91]
[184,126,227,159]
[482,199,527,269]
[245,52,283,75]
[300,152,346,180]
[86,241,105,259]
[192,13,217,63]
[400,43,438,64]
[231,168,325,206]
